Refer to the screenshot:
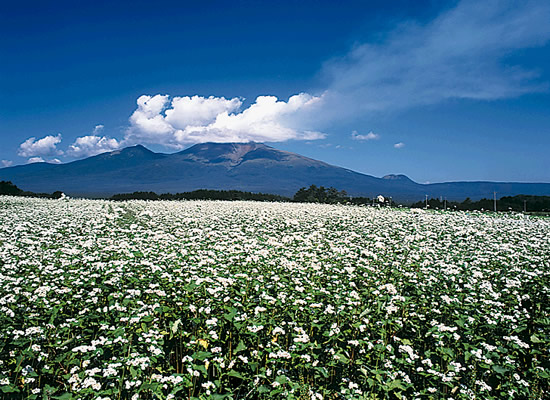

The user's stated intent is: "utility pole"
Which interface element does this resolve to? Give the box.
[523,199,527,213]
[425,194,428,209]
[493,191,497,212]
[444,197,447,211]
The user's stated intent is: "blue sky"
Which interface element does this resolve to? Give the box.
[1,0,549,183]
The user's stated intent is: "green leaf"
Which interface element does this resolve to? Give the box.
[386,379,405,391]
[492,365,509,375]
[53,394,73,400]
[223,308,237,321]
[211,394,232,400]
[227,370,246,380]
[439,347,455,359]
[193,351,212,361]
[335,353,349,363]
[194,365,208,375]
[1,386,19,393]
[258,385,270,393]
[530,334,542,343]
[235,340,246,353]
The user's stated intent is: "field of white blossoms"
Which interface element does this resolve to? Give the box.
[0,196,548,400]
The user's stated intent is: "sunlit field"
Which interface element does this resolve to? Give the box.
[0,196,548,399]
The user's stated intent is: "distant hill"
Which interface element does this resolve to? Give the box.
[1,142,549,202]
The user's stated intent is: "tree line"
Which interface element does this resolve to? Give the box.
[111,189,288,202]
[111,185,385,205]
[0,181,64,199]
[410,195,550,212]
[2,180,549,212]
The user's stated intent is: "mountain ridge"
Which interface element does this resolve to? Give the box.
[1,142,549,202]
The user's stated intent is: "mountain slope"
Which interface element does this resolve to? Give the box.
[1,143,549,201]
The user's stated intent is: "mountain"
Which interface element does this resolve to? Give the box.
[382,174,416,183]
[1,142,549,202]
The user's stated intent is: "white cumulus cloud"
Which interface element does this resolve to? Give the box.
[67,135,121,158]
[1,160,13,168]
[126,93,325,147]
[394,142,405,149]
[165,95,242,128]
[127,95,175,145]
[18,134,63,158]
[351,130,379,141]
[27,157,45,163]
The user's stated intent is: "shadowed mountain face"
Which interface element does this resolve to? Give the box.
[1,142,549,201]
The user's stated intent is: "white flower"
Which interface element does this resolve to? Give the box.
[247,325,264,333]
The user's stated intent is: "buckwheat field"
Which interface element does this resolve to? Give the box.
[0,196,548,400]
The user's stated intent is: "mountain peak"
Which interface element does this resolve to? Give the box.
[382,174,414,183]
[101,144,159,159]
[178,142,276,164]
[183,142,268,153]
[114,144,152,154]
